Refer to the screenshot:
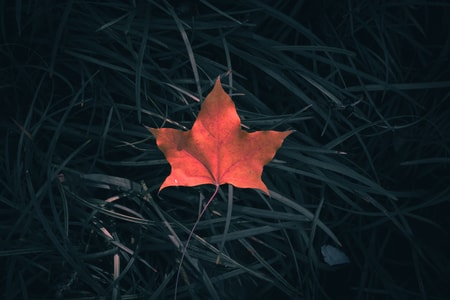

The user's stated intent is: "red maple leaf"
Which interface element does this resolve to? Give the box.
[149,78,293,195]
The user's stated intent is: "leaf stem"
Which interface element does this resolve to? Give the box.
[174,184,220,299]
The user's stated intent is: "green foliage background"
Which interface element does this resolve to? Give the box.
[1,1,449,299]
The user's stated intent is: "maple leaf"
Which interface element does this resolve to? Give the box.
[149,78,293,195]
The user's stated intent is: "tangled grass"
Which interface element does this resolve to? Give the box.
[1,1,449,299]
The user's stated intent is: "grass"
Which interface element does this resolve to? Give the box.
[1,0,450,299]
